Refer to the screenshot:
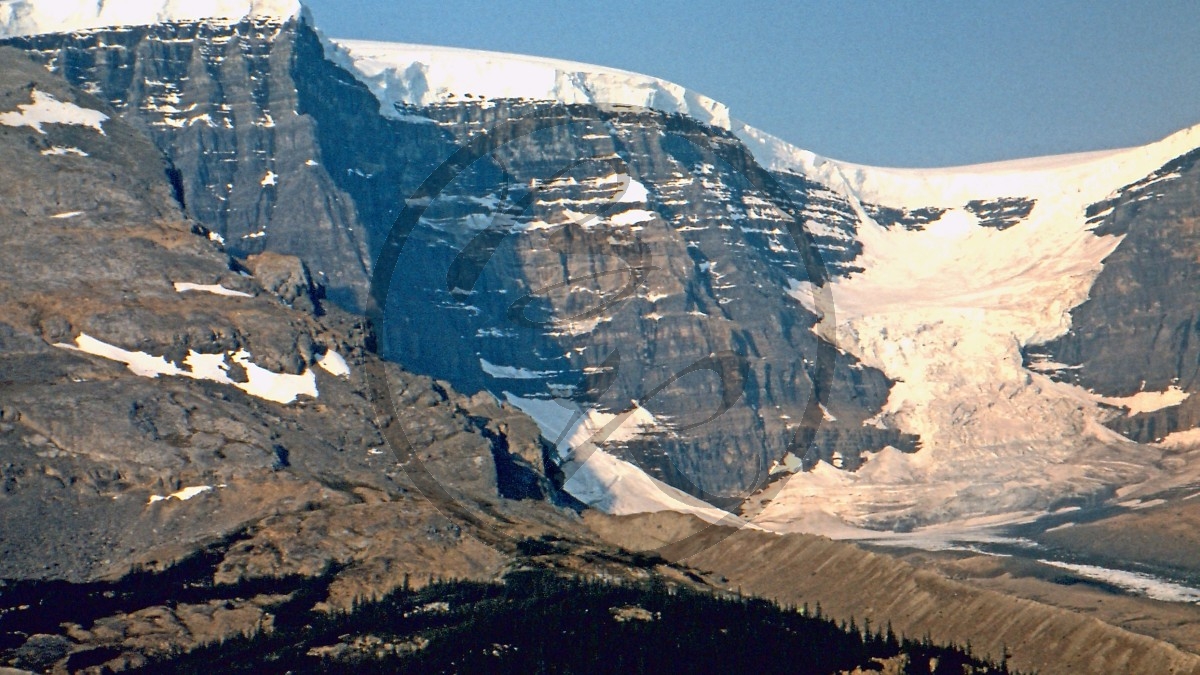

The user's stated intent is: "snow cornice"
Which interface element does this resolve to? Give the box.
[0,0,300,39]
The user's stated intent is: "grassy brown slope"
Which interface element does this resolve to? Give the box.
[585,511,1200,675]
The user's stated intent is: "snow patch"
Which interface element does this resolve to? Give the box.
[1096,386,1189,416]
[598,173,649,203]
[55,334,317,404]
[50,210,84,219]
[503,392,742,527]
[173,281,253,298]
[41,146,88,157]
[148,485,212,505]
[230,350,318,404]
[480,358,555,379]
[58,333,183,378]
[609,209,656,227]
[317,349,350,377]
[0,89,107,135]
[1038,560,1200,605]
[1156,427,1200,449]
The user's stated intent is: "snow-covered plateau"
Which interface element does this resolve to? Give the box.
[0,0,299,37]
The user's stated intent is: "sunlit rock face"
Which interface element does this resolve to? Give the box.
[9,8,1200,532]
[1034,149,1200,444]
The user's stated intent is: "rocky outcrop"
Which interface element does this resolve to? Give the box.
[1034,149,1200,443]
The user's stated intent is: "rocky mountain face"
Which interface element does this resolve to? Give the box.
[1,38,750,671]
[0,38,583,610]
[1034,148,1200,443]
[3,17,375,311]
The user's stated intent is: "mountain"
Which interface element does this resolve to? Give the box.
[6,3,1200,670]
[9,5,1200,541]
[0,35,747,673]
[0,32,592,586]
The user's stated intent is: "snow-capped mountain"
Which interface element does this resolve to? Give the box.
[5,0,1200,541]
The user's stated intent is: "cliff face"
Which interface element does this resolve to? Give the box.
[365,98,912,501]
[1034,149,1200,444]
[4,18,373,311]
[0,45,762,674]
[0,44,571,590]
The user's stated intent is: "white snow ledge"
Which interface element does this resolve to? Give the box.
[174,281,253,298]
[322,38,733,131]
[0,0,301,39]
[148,485,212,504]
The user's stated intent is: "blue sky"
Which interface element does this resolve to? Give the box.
[303,1,1200,168]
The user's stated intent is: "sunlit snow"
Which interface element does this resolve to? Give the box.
[320,39,732,131]
[598,173,649,203]
[1038,560,1200,605]
[608,209,656,227]
[504,392,744,527]
[148,485,212,505]
[317,349,351,377]
[173,281,253,298]
[55,334,317,404]
[752,120,1200,534]
[230,350,318,404]
[1156,427,1200,449]
[1095,386,1189,416]
[41,146,88,157]
[0,89,107,135]
[57,333,184,378]
[0,0,301,38]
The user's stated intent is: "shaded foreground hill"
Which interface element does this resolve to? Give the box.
[116,569,1014,675]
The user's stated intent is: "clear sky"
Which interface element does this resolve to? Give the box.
[302,0,1200,169]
